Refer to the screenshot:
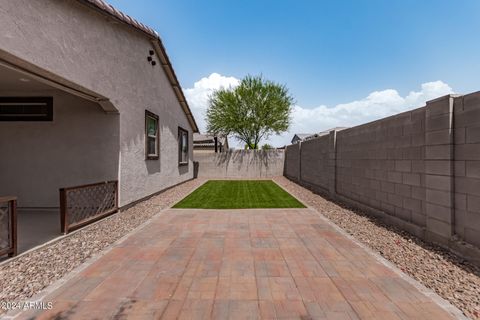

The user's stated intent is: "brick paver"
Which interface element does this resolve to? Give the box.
[14,208,458,319]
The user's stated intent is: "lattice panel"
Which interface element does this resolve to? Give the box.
[65,182,117,226]
[0,202,11,252]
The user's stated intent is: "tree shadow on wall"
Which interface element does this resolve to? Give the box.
[213,149,283,177]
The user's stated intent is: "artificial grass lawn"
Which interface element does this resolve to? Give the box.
[173,180,306,209]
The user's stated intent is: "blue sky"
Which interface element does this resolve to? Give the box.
[109,0,479,146]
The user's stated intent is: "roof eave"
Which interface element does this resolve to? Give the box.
[77,0,199,133]
[151,40,199,133]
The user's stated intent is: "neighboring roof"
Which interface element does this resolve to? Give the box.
[193,133,215,142]
[193,133,227,142]
[294,133,313,140]
[78,0,199,133]
[292,127,349,143]
[291,133,313,143]
[194,143,217,148]
[307,127,349,139]
[193,133,229,150]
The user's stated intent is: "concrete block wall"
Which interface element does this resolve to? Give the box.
[336,107,426,229]
[195,149,284,178]
[284,92,480,261]
[453,92,480,247]
[299,134,331,193]
[424,96,455,243]
[284,143,300,181]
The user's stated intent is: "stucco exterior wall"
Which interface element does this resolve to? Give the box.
[195,150,284,178]
[0,0,194,206]
[0,90,119,207]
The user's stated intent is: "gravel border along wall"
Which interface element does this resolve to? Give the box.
[0,178,206,315]
[274,176,480,320]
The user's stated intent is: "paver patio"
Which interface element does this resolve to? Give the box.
[13,208,459,319]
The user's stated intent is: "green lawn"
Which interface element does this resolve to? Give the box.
[173,180,306,209]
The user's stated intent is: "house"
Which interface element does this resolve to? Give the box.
[0,0,198,252]
[291,133,313,144]
[193,133,229,153]
[291,127,348,144]
[306,127,349,140]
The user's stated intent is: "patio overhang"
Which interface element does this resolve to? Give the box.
[0,49,118,114]
[0,56,121,256]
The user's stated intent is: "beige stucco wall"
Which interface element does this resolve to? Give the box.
[0,90,119,207]
[0,0,194,206]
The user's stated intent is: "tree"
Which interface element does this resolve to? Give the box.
[206,75,294,149]
[261,144,274,150]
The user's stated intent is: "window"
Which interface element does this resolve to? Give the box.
[0,97,53,121]
[145,110,159,159]
[178,127,189,165]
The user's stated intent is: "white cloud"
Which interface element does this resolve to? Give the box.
[184,74,453,148]
[184,73,240,133]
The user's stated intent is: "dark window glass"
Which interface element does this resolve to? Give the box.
[178,127,189,165]
[145,110,159,159]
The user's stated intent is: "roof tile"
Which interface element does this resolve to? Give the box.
[82,0,158,37]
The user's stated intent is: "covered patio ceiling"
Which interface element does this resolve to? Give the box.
[0,57,117,113]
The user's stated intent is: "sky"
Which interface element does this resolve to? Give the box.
[109,0,480,147]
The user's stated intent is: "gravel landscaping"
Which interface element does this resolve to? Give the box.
[0,178,205,315]
[274,176,480,320]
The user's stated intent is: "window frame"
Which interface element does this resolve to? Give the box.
[178,126,189,166]
[0,97,53,121]
[145,110,159,160]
